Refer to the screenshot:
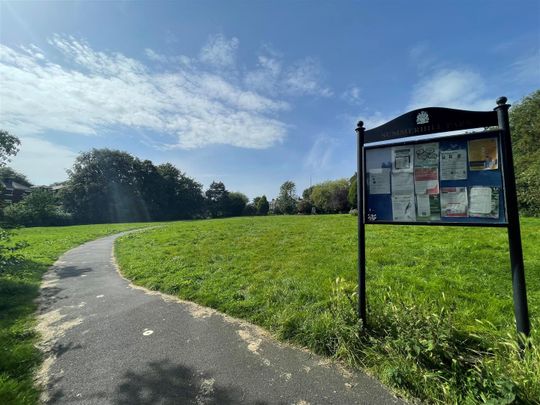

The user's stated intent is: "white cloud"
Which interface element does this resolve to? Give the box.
[284,58,333,97]
[341,85,363,105]
[9,137,77,185]
[199,34,239,67]
[244,55,283,93]
[409,69,493,111]
[0,36,289,149]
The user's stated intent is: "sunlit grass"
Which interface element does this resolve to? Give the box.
[116,215,540,403]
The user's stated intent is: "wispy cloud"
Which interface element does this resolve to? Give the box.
[284,58,333,97]
[341,85,363,105]
[245,50,332,98]
[303,134,338,171]
[199,34,239,68]
[510,51,540,86]
[408,69,493,111]
[0,35,290,149]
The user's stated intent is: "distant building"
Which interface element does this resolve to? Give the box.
[0,179,31,204]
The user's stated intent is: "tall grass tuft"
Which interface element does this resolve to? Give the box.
[327,279,540,404]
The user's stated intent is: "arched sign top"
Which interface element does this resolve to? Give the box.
[363,106,498,144]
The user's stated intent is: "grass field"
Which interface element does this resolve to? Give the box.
[0,223,157,405]
[116,215,540,404]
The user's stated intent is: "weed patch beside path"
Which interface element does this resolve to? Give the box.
[115,215,540,403]
[0,223,157,405]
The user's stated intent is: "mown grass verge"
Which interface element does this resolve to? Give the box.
[0,223,157,405]
[116,215,540,404]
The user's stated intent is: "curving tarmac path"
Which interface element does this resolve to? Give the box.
[36,232,405,405]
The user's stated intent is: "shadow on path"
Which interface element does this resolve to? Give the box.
[112,360,261,405]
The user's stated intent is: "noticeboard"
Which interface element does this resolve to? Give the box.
[364,131,507,226]
[354,98,531,337]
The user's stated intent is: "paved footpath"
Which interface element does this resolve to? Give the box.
[36,232,405,405]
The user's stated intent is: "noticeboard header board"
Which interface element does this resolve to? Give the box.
[364,131,507,226]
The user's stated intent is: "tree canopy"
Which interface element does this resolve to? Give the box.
[62,148,204,223]
[510,90,540,216]
[0,130,20,168]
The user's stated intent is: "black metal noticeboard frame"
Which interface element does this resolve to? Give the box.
[355,97,530,338]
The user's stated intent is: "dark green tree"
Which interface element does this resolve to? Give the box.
[509,90,540,216]
[276,181,297,215]
[228,192,248,217]
[256,195,269,215]
[205,181,230,218]
[62,149,151,223]
[155,163,204,220]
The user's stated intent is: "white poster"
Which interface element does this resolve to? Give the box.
[368,168,391,194]
[392,146,414,173]
[414,142,439,167]
[441,187,468,217]
[469,186,499,218]
[440,149,467,180]
[392,194,416,221]
[391,172,414,195]
[416,194,431,218]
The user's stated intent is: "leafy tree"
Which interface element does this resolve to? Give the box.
[244,202,257,216]
[155,163,204,220]
[276,181,297,215]
[0,130,20,167]
[256,195,269,215]
[296,198,312,214]
[0,130,25,268]
[4,188,71,227]
[205,181,230,218]
[509,90,540,216]
[62,149,149,223]
[228,192,248,217]
[311,179,351,213]
[0,167,32,187]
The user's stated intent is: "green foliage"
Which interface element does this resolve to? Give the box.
[310,179,351,213]
[510,90,540,216]
[205,181,230,218]
[296,198,312,214]
[116,215,540,403]
[0,228,27,273]
[0,130,20,168]
[255,195,269,215]
[155,163,204,220]
[62,149,204,223]
[0,222,157,404]
[228,192,248,217]
[4,189,71,227]
[275,180,297,214]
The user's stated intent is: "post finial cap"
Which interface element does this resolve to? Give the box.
[356,121,365,133]
[496,96,508,106]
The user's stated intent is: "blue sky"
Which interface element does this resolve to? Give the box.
[1,1,539,199]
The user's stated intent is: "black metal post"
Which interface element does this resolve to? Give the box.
[495,96,531,338]
[356,121,367,329]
